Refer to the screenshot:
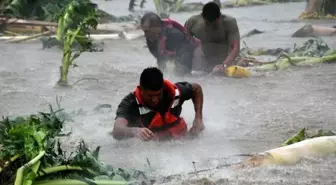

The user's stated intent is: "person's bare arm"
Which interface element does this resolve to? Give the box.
[112,118,137,140]
[224,18,240,66]
[175,82,204,134]
[112,118,155,141]
[111,94,138,140]
[191,83,203,119]
[190,82,204,134]
[175,82,203,118]
[184,16,196,37]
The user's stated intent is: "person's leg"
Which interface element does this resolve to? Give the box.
[191,45,217,74]
[174,62,192,76]
[191,45,204,71]
[174,50,194,75]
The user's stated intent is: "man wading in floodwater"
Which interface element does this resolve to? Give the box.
[184,2,241,73]
[140,12,201,75]
[112,67,204,141]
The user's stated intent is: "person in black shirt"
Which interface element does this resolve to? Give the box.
[140,12,201,75]
[112,67,204,141]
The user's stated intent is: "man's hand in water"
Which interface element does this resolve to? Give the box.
[213,64,225,73]
[213,60,232,73]
[189,117,204,135]
[133,128,155,141]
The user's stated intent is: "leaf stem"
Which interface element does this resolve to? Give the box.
[14,151,46,185]
[38,165,98,177]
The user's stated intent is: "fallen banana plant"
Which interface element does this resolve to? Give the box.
[0,104,149,185]
[252,54,336,71]
[242,37,333,58]
[282,128,336,146]
[147,128,336,183]
[234,129,336,169]
[241,37,336,72]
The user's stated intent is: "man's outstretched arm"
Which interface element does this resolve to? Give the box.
[190,82,204,134]
[111,95,137,140]
[191,83,203,119]
[112,118,137,140]
[223,18,240,66]
[175,82,204,118]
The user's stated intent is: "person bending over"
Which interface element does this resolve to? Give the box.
[112,67,204,141]
[184,2,240,73]
[141,12,201,75]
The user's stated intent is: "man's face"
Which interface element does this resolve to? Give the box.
[141,21,161,42]
[140,88,163,108]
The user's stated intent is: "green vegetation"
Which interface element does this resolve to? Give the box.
[0,0,71,22]
[0,104,148,185]
[241,37,336,71]
[282,128,336,146]
[0,0,116,23]
[55,0,101,87]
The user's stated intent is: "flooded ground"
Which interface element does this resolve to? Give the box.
[1,1,336,184]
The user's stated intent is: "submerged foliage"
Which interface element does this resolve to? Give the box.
[242,37,334,58]
[291,37,333,57]
[239,37,336,72]
[0,104,148,185]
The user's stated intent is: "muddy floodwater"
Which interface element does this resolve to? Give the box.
[1,1,336,184]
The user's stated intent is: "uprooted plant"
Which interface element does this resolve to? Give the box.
[56,0,102,87]
[239,37,336,71]
[0,104,149,185]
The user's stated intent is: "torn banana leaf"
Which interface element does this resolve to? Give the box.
[282,128,306,146]
[295,54,336,66]
[282,128,336,146]
[253,54,336,71]
[253,56,312,71]
[291,37,332,57]
[0,104,149,185]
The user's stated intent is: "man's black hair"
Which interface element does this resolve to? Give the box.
[140,12,162,27]
[140,67,164,91]
[202,2,221,22]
